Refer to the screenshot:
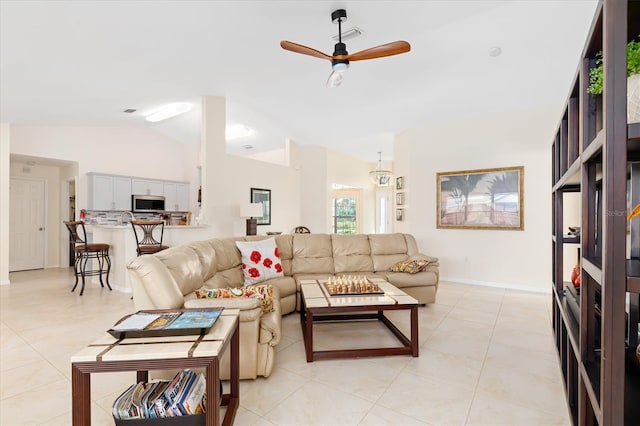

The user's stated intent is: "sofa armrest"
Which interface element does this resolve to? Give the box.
[127,255,184,310]
[409,253,439,266]
[259,299,282,347]
[185,293,282,347]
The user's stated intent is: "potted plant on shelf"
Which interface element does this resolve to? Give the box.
[588,36,640,123]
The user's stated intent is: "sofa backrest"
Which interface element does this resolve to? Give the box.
[204,238,244,289]
[185,240,217,281]
[331,234,374,273]
[369,233,412,272]
[130,233,420,298]
[273,234,293,276]
[291,234,335,275]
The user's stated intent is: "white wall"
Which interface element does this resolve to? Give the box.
[326,150,377,234]
[394,106,557,291]
[9,126,200,212]
[244,148,288,166]
[0,123,10,284]
[292,145,377,234]
[297,145,328,233]
[222,154,301,236]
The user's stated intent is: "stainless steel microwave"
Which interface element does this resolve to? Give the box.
[131,195,165,212]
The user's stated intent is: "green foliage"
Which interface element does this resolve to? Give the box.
[588,37,640,95]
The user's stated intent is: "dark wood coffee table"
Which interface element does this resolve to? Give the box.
[299,278,419,362]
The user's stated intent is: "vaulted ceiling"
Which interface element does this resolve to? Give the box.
[0,1,598,163]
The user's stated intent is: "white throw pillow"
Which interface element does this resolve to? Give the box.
[235,238,284,285]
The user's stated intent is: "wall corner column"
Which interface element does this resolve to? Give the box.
[200,96,232,236]
[0,123,11,285]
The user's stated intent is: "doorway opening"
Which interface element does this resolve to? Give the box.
[331,188,361,234]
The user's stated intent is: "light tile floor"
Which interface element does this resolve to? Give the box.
[0,268,570,425]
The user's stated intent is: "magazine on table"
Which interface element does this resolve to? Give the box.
[108,308,223,338]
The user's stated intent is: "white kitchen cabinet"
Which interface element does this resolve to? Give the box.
[88,174,131,211]
[113,177,132,210]
[131,179,164,196]
[164,182,190,211]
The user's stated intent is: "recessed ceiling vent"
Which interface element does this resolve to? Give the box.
[123,109,137,113]
[332,27,364,42]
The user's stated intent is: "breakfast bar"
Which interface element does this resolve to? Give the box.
[89,224,214,292]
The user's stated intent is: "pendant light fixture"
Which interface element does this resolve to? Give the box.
[369,152,393,186]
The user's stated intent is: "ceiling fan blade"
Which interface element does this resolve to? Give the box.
[346,41,411,61]
[280,40,331,61]
[326,70,344,88]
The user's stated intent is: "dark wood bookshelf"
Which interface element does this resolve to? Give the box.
[582,256,602,285]
[563,235,580,244]
[628,259,640,292]
[551,2,640,425]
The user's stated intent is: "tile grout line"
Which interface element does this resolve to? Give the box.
[461,289,505,426]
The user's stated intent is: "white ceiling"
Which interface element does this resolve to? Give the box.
[0,0,598,164]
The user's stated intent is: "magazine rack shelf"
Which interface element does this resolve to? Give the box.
[551,1,640,425]
[70,309,240,426]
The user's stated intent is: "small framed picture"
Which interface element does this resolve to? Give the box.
[396,176,404,190]
[396,208,404,221]
[250,187,271,225]
[396,192,405,205]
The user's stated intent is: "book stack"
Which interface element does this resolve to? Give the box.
[113,369,206,420]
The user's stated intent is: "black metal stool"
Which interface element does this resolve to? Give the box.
[131,221,169,256]
[63,221,112,295]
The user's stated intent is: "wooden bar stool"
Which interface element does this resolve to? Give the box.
[131,221,169,256]
[63,221,112,296]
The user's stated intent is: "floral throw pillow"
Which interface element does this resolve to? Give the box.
[235,237,284,285]
[195,284,274,313]
[389,259,430,274]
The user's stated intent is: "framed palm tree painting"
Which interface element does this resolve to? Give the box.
[437,166,524,230]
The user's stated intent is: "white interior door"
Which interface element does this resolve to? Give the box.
[10,177,46,271]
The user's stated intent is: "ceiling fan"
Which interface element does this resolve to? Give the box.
[280,9,411,87]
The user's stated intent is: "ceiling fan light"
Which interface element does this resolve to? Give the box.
[332,61,349,72]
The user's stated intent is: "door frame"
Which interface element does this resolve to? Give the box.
[9,176,47,271]
[60,177,76,268]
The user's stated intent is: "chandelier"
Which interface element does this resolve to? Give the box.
[369,152,393,186]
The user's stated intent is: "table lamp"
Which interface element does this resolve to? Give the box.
[240,203,263,236]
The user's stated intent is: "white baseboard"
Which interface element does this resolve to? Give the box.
[440,276,552,294]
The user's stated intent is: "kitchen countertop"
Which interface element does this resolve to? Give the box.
[87,224,209,229]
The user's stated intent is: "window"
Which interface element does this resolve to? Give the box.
[332,189,361,234]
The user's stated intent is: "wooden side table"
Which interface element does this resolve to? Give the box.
[70,309,240,426]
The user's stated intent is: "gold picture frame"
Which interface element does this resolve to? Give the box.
[437,166,524,230]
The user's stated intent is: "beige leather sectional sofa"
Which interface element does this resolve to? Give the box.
[127,233,439,379]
